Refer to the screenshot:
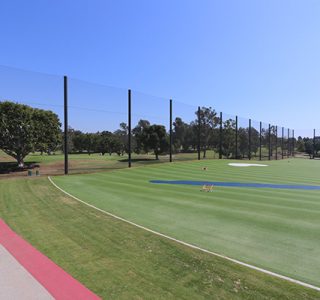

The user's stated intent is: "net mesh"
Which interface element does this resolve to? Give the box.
[172,100,199,161]
[1,64,318,177]
[131,90,169,164]
[251,119,261,160]
[222,113,236,159]
[0,66,64,175]
[68,78,128,173]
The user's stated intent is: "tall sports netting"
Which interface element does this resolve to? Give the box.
[172,101,200,161]
[131,90,169,165]
[68,78,128,173]
[0,65,64,175]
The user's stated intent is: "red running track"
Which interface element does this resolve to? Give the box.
[0,219,101,300]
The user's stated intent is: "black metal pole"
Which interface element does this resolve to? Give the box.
[287,128,290,158]
[128,89,131,168]
[169,99,172,162]
[313,129,316,159]
[197,106,201,160]
[235,116,238,159]
[275,126,278,160]
[219,112,222,159]
[282,127,284,159]
[268,123,271,160]
[248,119,251,160]
[64,76,68,175]
[259,122,262,161]
[292,129,295,157]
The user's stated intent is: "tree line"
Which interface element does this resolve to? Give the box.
[0,101,316,167]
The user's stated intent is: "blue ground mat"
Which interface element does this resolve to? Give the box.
[150,180,320,190]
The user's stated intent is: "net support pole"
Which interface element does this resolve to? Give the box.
[219,112,223,159]
[248,119,251,160]
[313,129,316,159]
[275,126,278,160]
[292,129,295,157]
[268,123,271,160]
[235,116,238,159]
[287,128,290,158]
[169,99,172,162]
[64,75,69,175]
[282,127,284,159]
[128,89,132,168]
[259,121,262,161]
[197,106,201,160]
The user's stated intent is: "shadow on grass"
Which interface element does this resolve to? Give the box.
[118,158,159,163]
[0,162,39,174]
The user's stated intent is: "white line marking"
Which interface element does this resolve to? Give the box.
[48,176,320,292]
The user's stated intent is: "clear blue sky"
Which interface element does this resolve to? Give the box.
[0,0,319,136]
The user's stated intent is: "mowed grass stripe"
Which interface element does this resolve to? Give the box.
[134,159,320,185]
[2,178,320,299]
[53,159,320,287]
[49,176,320,294]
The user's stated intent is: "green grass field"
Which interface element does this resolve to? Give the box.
[0,177,318,299]
[1,157,320,298]
[1,148,276,176]
[51,158,320,288]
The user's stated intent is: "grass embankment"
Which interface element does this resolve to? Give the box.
[52,159,320,287]
[0,177,318,299]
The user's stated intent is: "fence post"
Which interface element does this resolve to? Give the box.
[219,112,223,159]
[169,99,172,162]
[198,106,201,160]
[64,75,68,175]
[235,116,238,159]
[248,119,251,160]
[268,124,271,160]
[259,121,262,161]
[282,127,284,159]
[128,89,131,168]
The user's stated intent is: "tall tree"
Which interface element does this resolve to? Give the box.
[195,107,219,158]
[250,127,260,157]
[132,119,150,154]
[238,127,249,158]
[296,136,305,152]
[0,101,61,167]
[71,130,86,153]
[221,118,236,158]
[96,131,113,155]
[114,122,128,155]
[143,125,168,160]
[33,108,61,154]
[83,133,99,155]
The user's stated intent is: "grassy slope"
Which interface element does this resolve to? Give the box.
[0,178,319,299]
[52,159,320,287]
